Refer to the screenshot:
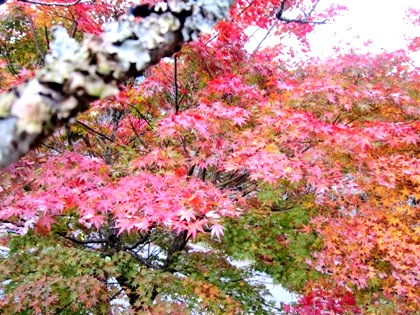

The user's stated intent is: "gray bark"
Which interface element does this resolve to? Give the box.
[0,0,232,168]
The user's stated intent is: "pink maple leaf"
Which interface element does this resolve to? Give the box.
[134,218,151,231]
[178,208,196,223]
[185,219,206,239]
[400,133,418,145]
[36,215,55,230]
[115,217,135,234]
[210,224,224,240]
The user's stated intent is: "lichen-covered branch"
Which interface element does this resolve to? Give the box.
[0,0,232,168]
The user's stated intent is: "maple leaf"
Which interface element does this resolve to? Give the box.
[363,39,373,47]
[210,224,224,240]
[400,133,418,146]
[185,219,206,239]
[87,214,106,230]
[36,215,55,230]
[300,225,312,234]
[133,218,151,231]
[178,208,196,223]
[115,217,135,234]
[353,135,372,150]
[231,115,248,126]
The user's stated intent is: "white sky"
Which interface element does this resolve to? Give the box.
[247,0,420,65]
[308,0,420,60]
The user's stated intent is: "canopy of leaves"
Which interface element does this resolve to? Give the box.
[0,0,419,314]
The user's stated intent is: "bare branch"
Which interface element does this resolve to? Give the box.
[126,249,161,270]
[76,120,116,143]
[123,231,151,251]
[57,231,109,245]
[17,0,83,7]
[252,21,277,54]
[276,0,326,25]
[27,15,46,63]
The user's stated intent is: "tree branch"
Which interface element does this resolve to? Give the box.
[126,249,161,270]
[163,230,188,269]
[57,231,109,245]
[76,120,116,143]
[276,0,326,25]
[123,231,151,251]
[0,0,233,168]
[27,14,46,64]
[17,0,84,7]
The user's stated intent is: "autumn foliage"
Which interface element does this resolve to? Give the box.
[0,0,419,314]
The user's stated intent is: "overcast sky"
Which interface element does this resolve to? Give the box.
[247,0,420,65]
[308,0,420,61]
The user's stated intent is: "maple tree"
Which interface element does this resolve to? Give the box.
[0,0,419,314]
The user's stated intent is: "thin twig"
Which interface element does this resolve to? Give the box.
[252,21,277,54]
[76,120,115,143]
[174,55,179,114]
[18,0,83,7]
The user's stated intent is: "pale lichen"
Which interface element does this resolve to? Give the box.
[11,81,51,134]
[0,0,233,168]
[0,93,15,118]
